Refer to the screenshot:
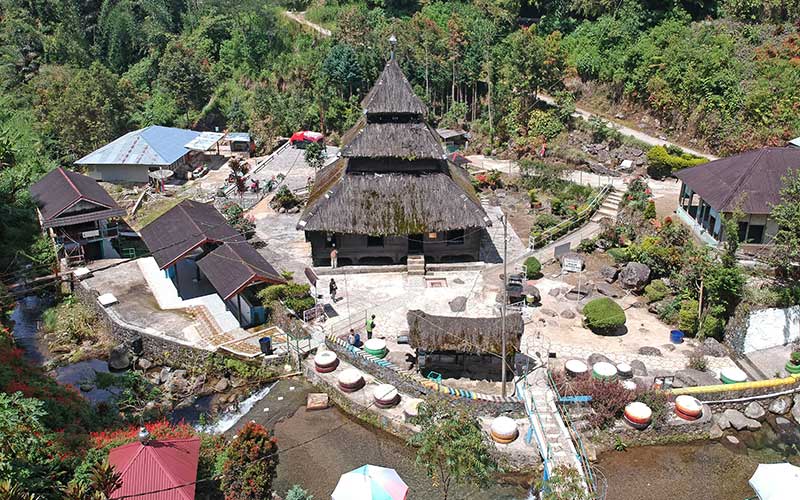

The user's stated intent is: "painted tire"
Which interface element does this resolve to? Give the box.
[565,359,589,377]
[373,384,399,403]
[675,395,703,418]
[315,360,339,373]
[720,367,747,384]
[624,402,652,426]
[364,338,387,352]
[314,351,338,368]
[623,414,650,430]
[403,398,423,420]
[364,347,388,359]
[616,363,633,379]
[338,368,364,388]
[592,362,618,381]
[375,395,401,409]
[675,406,700,421]
[490,416,519,443]
[785,362,800,374]
[339,380,365,393]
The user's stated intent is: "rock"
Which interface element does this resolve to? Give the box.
[137,358,153,371]
[560,309,576,319]
[744,402,766,420]
[165,370,188,394]
[79,381,95,392]
[449,296,467,312]
[600,266,619,283]
[638,346,662,357]
[792,398,800,424]
[595,282,622,298]
[776,416,792,426]
[584,442,598,462]
[108,344,131,371]
[726,435,740,445]
[559,252,585,270]
[453,278,465,284]
[746,419,762,431]
[709,423,723,439]
[540,308,558,317]
[174,396,196,410]
[307,393,329,411]
[769,396,792,415]
[287,206,300,214]
[675,369,719,387]
[214,377,230,393]
[660,343,676,352]
[619,262,651,290]
[630,360,647,376]
[715,413,731,431]
[724,409,752,431]
[700,338,727,358]
[158,367,171,385]
[588,353,613,366]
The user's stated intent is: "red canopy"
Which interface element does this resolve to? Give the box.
[109,438,201,500]
[290,130,324,144]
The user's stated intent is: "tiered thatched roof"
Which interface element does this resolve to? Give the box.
[299,55,489,235]
[407,310,524,354]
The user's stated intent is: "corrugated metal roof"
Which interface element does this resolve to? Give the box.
[184,132,224,151]
[76,126,201,166]
[108,438,200,500]
[225,132,251,142]
[197,241,285,300]
[30,167,124,223]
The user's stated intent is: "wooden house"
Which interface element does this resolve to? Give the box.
[297,57,490,267]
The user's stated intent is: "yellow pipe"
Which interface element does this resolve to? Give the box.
[671,374,800,395]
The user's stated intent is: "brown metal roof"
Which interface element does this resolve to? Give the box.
[197,241,285,300]
[361,59,427,116]
[675,147,800,214]
[30,167,126,226]
[139,200,242,269]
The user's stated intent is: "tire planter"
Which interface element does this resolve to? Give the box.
[720,367,747,384]
[592,362,618,381]
[621,380,638,391]
[565,359,589,377]
[623,402,652,429]
[616,363,633,379]
[785,361,800,375]
[674,395,703,420]
[490,416,519,444]
[314,351,339,373]
[373,384,400,408]
[403,398,423,422]
[363,338,388,359]
[338,368,365,393]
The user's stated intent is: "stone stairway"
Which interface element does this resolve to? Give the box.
[189,305,234,347]
[407,255,425,275]
[591,188,623,223]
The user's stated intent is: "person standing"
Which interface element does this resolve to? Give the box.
[365,314,376,340]
[329,278,338,303]
[330,245,338,269]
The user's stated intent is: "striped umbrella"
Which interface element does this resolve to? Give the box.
[331,465,409,500]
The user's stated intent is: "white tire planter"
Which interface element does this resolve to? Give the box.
[720,367,747,384]
[337,368,365,393]
[373,383,400,408]
[565,359,589,377]
[616,362,633,379]
[490,416,519,444]
[675,395,703,420]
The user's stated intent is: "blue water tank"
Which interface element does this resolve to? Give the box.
[259,336,272,355]
[670,330,685,344]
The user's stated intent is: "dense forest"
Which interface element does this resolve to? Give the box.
[1,0,799,272]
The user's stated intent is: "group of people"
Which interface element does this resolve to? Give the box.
[347,314,377,347]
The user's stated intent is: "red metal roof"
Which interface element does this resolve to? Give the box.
[109,437,201,500]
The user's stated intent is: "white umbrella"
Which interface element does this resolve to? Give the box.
[749,463,800,500]
[331,465,408,500]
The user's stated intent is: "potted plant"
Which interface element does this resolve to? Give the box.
[786,351,800,375]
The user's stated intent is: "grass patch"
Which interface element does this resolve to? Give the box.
[129,196,184,231]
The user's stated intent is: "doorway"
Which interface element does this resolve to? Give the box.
[408,234,423,254]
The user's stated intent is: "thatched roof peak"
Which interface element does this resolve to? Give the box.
[362,59,427,117]
[407,310,524,354]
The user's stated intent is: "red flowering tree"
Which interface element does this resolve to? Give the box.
[221,422,278,500]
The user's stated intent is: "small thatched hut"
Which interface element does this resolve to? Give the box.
[298,54,490,266]
[407,310,524,380]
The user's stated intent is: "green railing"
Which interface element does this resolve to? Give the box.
[529,184,613,249]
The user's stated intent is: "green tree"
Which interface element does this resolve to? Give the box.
[220,422,278,500]
[536,465,592,499]
[304,141,326,170]
[285,485,314,500]
[323,44,364,97]
[157,40,213,116]
[410,399,496,500]
[770,170,800,282]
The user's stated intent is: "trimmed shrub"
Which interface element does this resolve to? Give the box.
[582,297,626,333]
[646,146,708,179]
[644,280,669,303]
[678,299,699,335]
[607,247,629,263]
[524,257,542,279]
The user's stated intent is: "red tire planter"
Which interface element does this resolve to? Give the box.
[624,402,653,427]
[315,360,339,373]
[339,379,366,393]
[675,395,702,419]
[675,406,700,421]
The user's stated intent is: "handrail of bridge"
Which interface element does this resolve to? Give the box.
[517,378,552,484]
[545,370,601,498]
[529,183,614,250]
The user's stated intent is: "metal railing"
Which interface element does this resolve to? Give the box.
[529,184,614,249]
[518,377,553,485]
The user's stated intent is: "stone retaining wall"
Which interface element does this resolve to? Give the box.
[325,337,524,416]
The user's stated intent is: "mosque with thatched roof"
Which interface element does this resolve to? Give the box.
[297,48,490,267]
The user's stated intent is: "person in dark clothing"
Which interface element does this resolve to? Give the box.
[329,278,338,302]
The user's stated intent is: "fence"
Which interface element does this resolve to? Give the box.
[529,183,614,250]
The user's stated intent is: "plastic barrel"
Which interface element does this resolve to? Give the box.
[259,336,273,355]
[670,330,685,344]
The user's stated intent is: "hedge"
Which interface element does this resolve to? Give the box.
[524,257,542,278]
[583,297,626,333]
[646,146,708,179]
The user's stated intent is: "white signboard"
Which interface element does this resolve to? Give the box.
[562,257,582,273]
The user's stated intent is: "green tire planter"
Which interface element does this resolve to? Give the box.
[785,362,800,374]
[720,374,735,384]
[365,347,388,359]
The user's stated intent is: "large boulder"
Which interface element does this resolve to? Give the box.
[638,346,662,357]
[630,360,648,376]
[700,338,728,358]
[744,402,766,420]
[769,396,792,415]
[595,282,622,298]
[724,409,756,431]
[449,296,467,312]
[108,344,131,371]
[588,353,613,366]
[619,262,651,290]
[600,266,619,283]
[715,413,731,430]
[675,369,720,387]
[793,396,800,424]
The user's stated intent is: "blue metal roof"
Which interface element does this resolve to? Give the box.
[76,126,201,166]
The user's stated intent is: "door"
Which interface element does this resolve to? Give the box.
[408,234,423,254]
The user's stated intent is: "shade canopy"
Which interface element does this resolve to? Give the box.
[749,463,800,500]
[331,465,408,500]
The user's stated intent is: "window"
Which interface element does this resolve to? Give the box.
[746,225,765,244]
[367,235,384,247]
[446,229,465,245]
[737,222,748,243]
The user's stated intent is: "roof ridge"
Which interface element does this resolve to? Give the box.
[179,200,205,235]
[146,443,193,500]
[117,442,146,478]
[58,167,82,200]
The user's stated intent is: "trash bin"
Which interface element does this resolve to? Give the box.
[670,330,685,344]
[259,336,273,355]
